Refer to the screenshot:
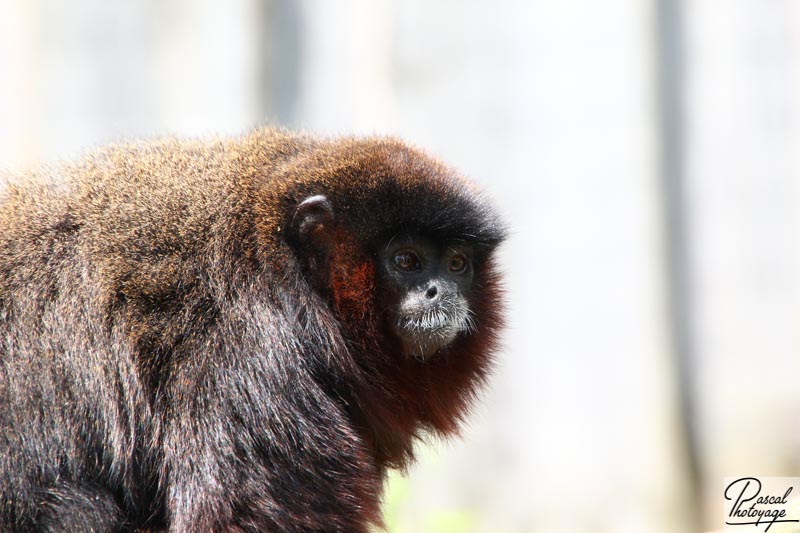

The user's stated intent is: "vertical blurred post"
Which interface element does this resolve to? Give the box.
[655,0,701,529]
[256,0,301,125]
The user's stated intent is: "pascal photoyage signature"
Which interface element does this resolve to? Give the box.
[725,477,798,531]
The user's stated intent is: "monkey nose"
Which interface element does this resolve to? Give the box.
[425,285,438,300]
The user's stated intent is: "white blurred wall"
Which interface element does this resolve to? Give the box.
[1,1,799,532]
[684,0,800,522]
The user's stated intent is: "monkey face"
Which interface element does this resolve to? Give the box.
[290,194,485,362]
[377,235,476,361]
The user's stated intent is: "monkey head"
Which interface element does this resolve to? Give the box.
[284,140,505,365]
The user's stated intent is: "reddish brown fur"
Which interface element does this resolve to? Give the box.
[330,233,376,321]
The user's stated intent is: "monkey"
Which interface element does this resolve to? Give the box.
[0,128,506,532]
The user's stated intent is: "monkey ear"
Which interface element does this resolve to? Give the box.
[291,195,335,249]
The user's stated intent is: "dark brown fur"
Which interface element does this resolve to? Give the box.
[0,128,505,532]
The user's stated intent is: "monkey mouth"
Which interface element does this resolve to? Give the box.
[396,304,474,361]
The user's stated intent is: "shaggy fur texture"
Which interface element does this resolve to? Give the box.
[0,128,505,532]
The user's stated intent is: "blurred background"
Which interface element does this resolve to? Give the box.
[1,1,799,532]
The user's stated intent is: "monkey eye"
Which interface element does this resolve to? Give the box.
[393,251,421,272]
[448,254,468,274]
